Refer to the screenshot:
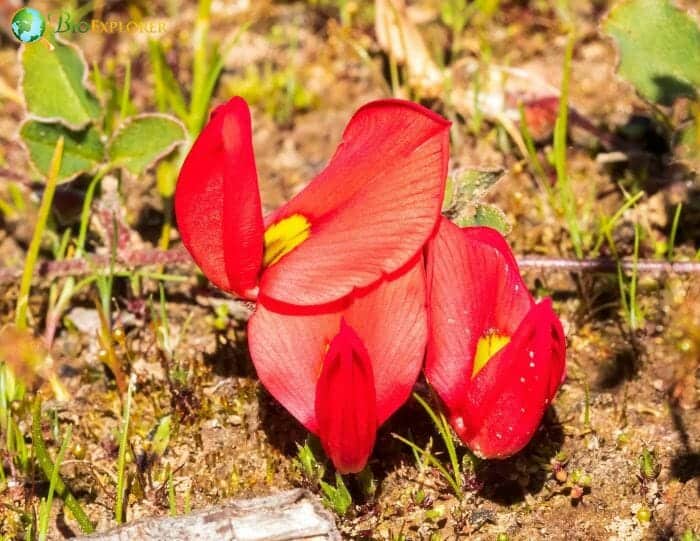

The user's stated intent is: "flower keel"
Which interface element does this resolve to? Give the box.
[315,320,378,474]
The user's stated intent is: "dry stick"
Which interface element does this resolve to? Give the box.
[0,248,699,287]
[73,489,340,541]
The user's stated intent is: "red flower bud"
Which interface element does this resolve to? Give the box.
[315,319,378,474]
[425,218,566,458]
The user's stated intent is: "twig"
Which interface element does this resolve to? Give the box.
[516,256,700,275]
[0,248,699,288]
[0,247,191,285]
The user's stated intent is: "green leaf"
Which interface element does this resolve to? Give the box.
[108,114,187,175]
[443,167,505,221]
[20,121,104,183]
[603,0,700,105]
[457,167,505,200]
[457,204,511,234]
[149,415,172,457]
[21,37,100,128]
[295,439,325,483]
[319,472,352,516]
[440,0,469,31]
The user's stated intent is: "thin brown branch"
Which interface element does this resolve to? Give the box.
[0,246,192,286]
[0,248,699,287]
[516,256,700,275]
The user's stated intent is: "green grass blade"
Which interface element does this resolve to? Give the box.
[38,425,72,541]
[518,103,548,188]
[592,190,644,255]
[16,137,64,330]
[119,58,132,120]
[148,40,188,119]
[412,393,461,491]
[31,399,94,533]
[553,33,583,259]
[667,202,682,261]
[197,22,252,131]
[392,433,462,497]
[439,412,461,489]
[188,0,213,134]
[115,376,134,523]
[167,467,177,516]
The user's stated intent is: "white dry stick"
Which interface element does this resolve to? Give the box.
[74,489,341,541]
[374,0,443,96]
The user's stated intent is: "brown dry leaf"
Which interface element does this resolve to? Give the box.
[450,58,561,137]
[0,324,48,389]
[0,325,69,400]
[449,59,620,149]
[374,0,443,97]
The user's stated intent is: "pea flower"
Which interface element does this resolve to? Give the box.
[424,218,566,459]
[248,260,427,473]
[174,96,449,306]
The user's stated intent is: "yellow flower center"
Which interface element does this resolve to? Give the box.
[263,214,311,267]
[472,331,511,377]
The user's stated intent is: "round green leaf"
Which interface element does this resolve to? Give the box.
[20,121,105,183]
[603,0,700,105]
[108,114,187,175]
[20,36,100,129]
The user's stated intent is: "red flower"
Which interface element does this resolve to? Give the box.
[174,97,449,306]
[425,218,566,459]
[248,259,427,473]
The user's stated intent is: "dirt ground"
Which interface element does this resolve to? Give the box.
[0,1,699,540]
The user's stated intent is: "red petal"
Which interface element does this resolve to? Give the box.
[456,299,567,458]
[248,259,427,434]
[248,305,337,433]
[344,258,427,424]
[425,219,532,417]
[315,319,377,473]
[260,99,450,306]
[174,97,263,297]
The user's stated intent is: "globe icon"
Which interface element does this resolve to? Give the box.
[11,7,46,44]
